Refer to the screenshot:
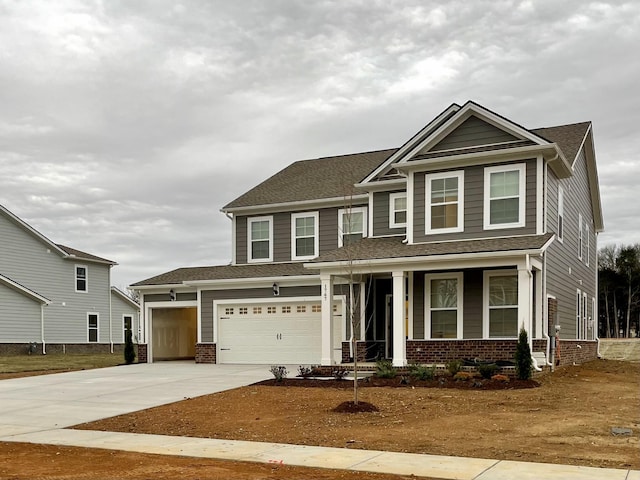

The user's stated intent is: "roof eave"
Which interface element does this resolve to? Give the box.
[221,194,369,215]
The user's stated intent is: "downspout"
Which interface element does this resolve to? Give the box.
[40,303,46,355]
[526,254,542,372]
[109,267,113,354]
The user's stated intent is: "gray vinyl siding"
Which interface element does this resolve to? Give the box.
[273,212,291,262]
[545,146,598,338]
[412,273,424,338]
[372,191,406,237]
[420,116,519,154]
[200,285,321,342]
[413,159,537,243]
[0,285,42,342]
[235,216,247,263]
[0,213,112,343]
[110,293,140,343]
[143,292,197,302]
[319,208,339,253]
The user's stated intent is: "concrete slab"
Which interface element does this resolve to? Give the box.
[476,460,630,480]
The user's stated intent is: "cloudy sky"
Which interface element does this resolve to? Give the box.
[0,0,638,289]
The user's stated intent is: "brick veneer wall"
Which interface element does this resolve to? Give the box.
[137,344,147,363]
[407,340,519,363]
[0,343,125,355]
[195,343,216,364]
[556,339,598,366]
[341,341,379,363]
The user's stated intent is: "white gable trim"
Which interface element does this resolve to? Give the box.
[0,273,51,304]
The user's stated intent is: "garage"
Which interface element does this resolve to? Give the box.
[217,300,343,364]
[151,307,197,361]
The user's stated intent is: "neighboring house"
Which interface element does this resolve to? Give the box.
[0,204,140,354]
[132,101,603,369]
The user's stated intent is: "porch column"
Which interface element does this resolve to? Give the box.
[518,266,533,349]
[392,271,407,367]
[320,273,334,366]
[534,269,543,339]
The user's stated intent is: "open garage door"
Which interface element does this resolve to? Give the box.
[217,300,342,364]
[151,307,197,361]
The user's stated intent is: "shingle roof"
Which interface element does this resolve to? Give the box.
[310,234,554,264]
[223,148,397,210]
[531,122,591,164]
[57,244,117,265]
[131,262,316,286]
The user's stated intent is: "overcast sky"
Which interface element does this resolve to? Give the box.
[0,0,638,289]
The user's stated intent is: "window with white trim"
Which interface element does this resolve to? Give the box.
[248,216,273,262]
[291,212,319,260]
[484,164,526,229]
[123,315,133,341]
[578,214,583,260]
[557,186,564,242]
[585,224,590,267]
[591,297,596,340]
[88,313,98,342]
[338,207,367,247]
[426,171,464,234]
[485,272,518,338]
[75,265,88,292]
[425,273,463,339]
[576,289,582,339]
[389,192,407,228]
[582,292,588,340]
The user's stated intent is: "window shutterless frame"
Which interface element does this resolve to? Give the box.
[87,312,99,343]
[389,192,407,229]
[338,206,367,247]
[424,272,463,339]
[291,211,319,260]
[247,216,273,263]
[483,163,526,230]
[425,171,464,234]
[75,265,88,293]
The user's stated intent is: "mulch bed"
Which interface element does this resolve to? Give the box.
[257,376,539,390]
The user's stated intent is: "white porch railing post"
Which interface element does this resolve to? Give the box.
[320,274,334,366]
[392,271,407,367]
[518,267,533,349]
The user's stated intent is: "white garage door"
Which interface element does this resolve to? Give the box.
[217,300,342,364]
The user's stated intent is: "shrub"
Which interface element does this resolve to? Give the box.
[269,365,288,382]
[446,359,463,376]
[298,365,313,377]
[514,327,533,380]
[477,363,499,379]
[453,371,472,381]
[332,368,348,380]
[124,330,136,365]
[491,374,510,383]
[375,358,396,378]
[408,363,436,380]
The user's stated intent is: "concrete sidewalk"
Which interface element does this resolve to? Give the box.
[3,428,638,480]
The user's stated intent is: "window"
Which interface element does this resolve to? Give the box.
[267,306,276,314]
[485,272,518,338]
[426,171,464,234]
[224,307,234,315]
[583,293,588,340]
[389,192,407,228]
[75,265,87,292]
[253,306,262,315]
[282,306,291,314]
[338,207,367,247]
[291,212,319,260]
[123,315,133,342]
[576,290,582,339]
[585,224,590,267]
[484,164,526,229]
[88,313,98,342]
[239,307,248,315]
[425,273,463,339]
[296,305,306,313]
[557,186,564,242]
[248,216,272,262]
[578,214,583,260]
[312,305,321,313]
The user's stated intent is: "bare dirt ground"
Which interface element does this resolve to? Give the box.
[1,360,638,479]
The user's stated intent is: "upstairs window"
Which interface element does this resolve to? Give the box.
[291,212,319,260]
[585,224,590,267]
[557,186,564,242]
[484,164,526,230]
[389,192,407,228]
[426,171,464,234]
[88,313,98,342]
[578,214,583,260]
[75,265,88,292]
[485,272,518,338]
[248,216,273,262]
[338,207,367,247]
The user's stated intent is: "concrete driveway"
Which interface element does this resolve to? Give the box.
[0,362,271,438]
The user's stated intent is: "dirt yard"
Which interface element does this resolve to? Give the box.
[2,360,638,479]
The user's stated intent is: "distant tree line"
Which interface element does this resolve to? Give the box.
[598,244,640,338]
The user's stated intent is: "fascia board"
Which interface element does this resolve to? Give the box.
[0,274,51,304]
[64,255,117,266]
[110,287,139,308]
[220,194,369,215]
[583,127,605,232]
[354,178,406,192]
[183,274,320,288]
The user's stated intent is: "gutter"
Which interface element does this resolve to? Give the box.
[40,303,46,355]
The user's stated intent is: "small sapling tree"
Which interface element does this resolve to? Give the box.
[124,329,136,365]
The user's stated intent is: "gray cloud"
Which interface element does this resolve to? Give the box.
[0,0,638,288]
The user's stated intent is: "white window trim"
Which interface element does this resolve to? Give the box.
[389,192,407,229]
[87,312,99,343]
[483,163,526,230]
[591,297,596,340]
[75,264,88,293]
[483,269,519,339]
[247,216,273,263]
[576,289,582,340]
[578,213,583,261]
[557,185,564,243]
[291,211,319,261]
[338,206,367,247]
[582,292,588,340]
[424,272,464,339]
[425,171,464,234]
[123,314,133,342]
[585,224,590,267]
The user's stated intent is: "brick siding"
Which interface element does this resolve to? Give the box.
[0,343,125,356]
[555,339,598,366]
[137,344,147,363]
[195,343,216,364]
[407,339,519,363]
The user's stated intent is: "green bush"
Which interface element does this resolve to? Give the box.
[408,363,436,380]
[332,368,348,380]
[124,330,135,365]
[478,363,499,379]
[269,365,288,381]
[514,327,533,380]
[446,359,463,376]
[375,358,396,378]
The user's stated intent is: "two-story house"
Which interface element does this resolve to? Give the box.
[132,101,603,369]
[0,204,140,354]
